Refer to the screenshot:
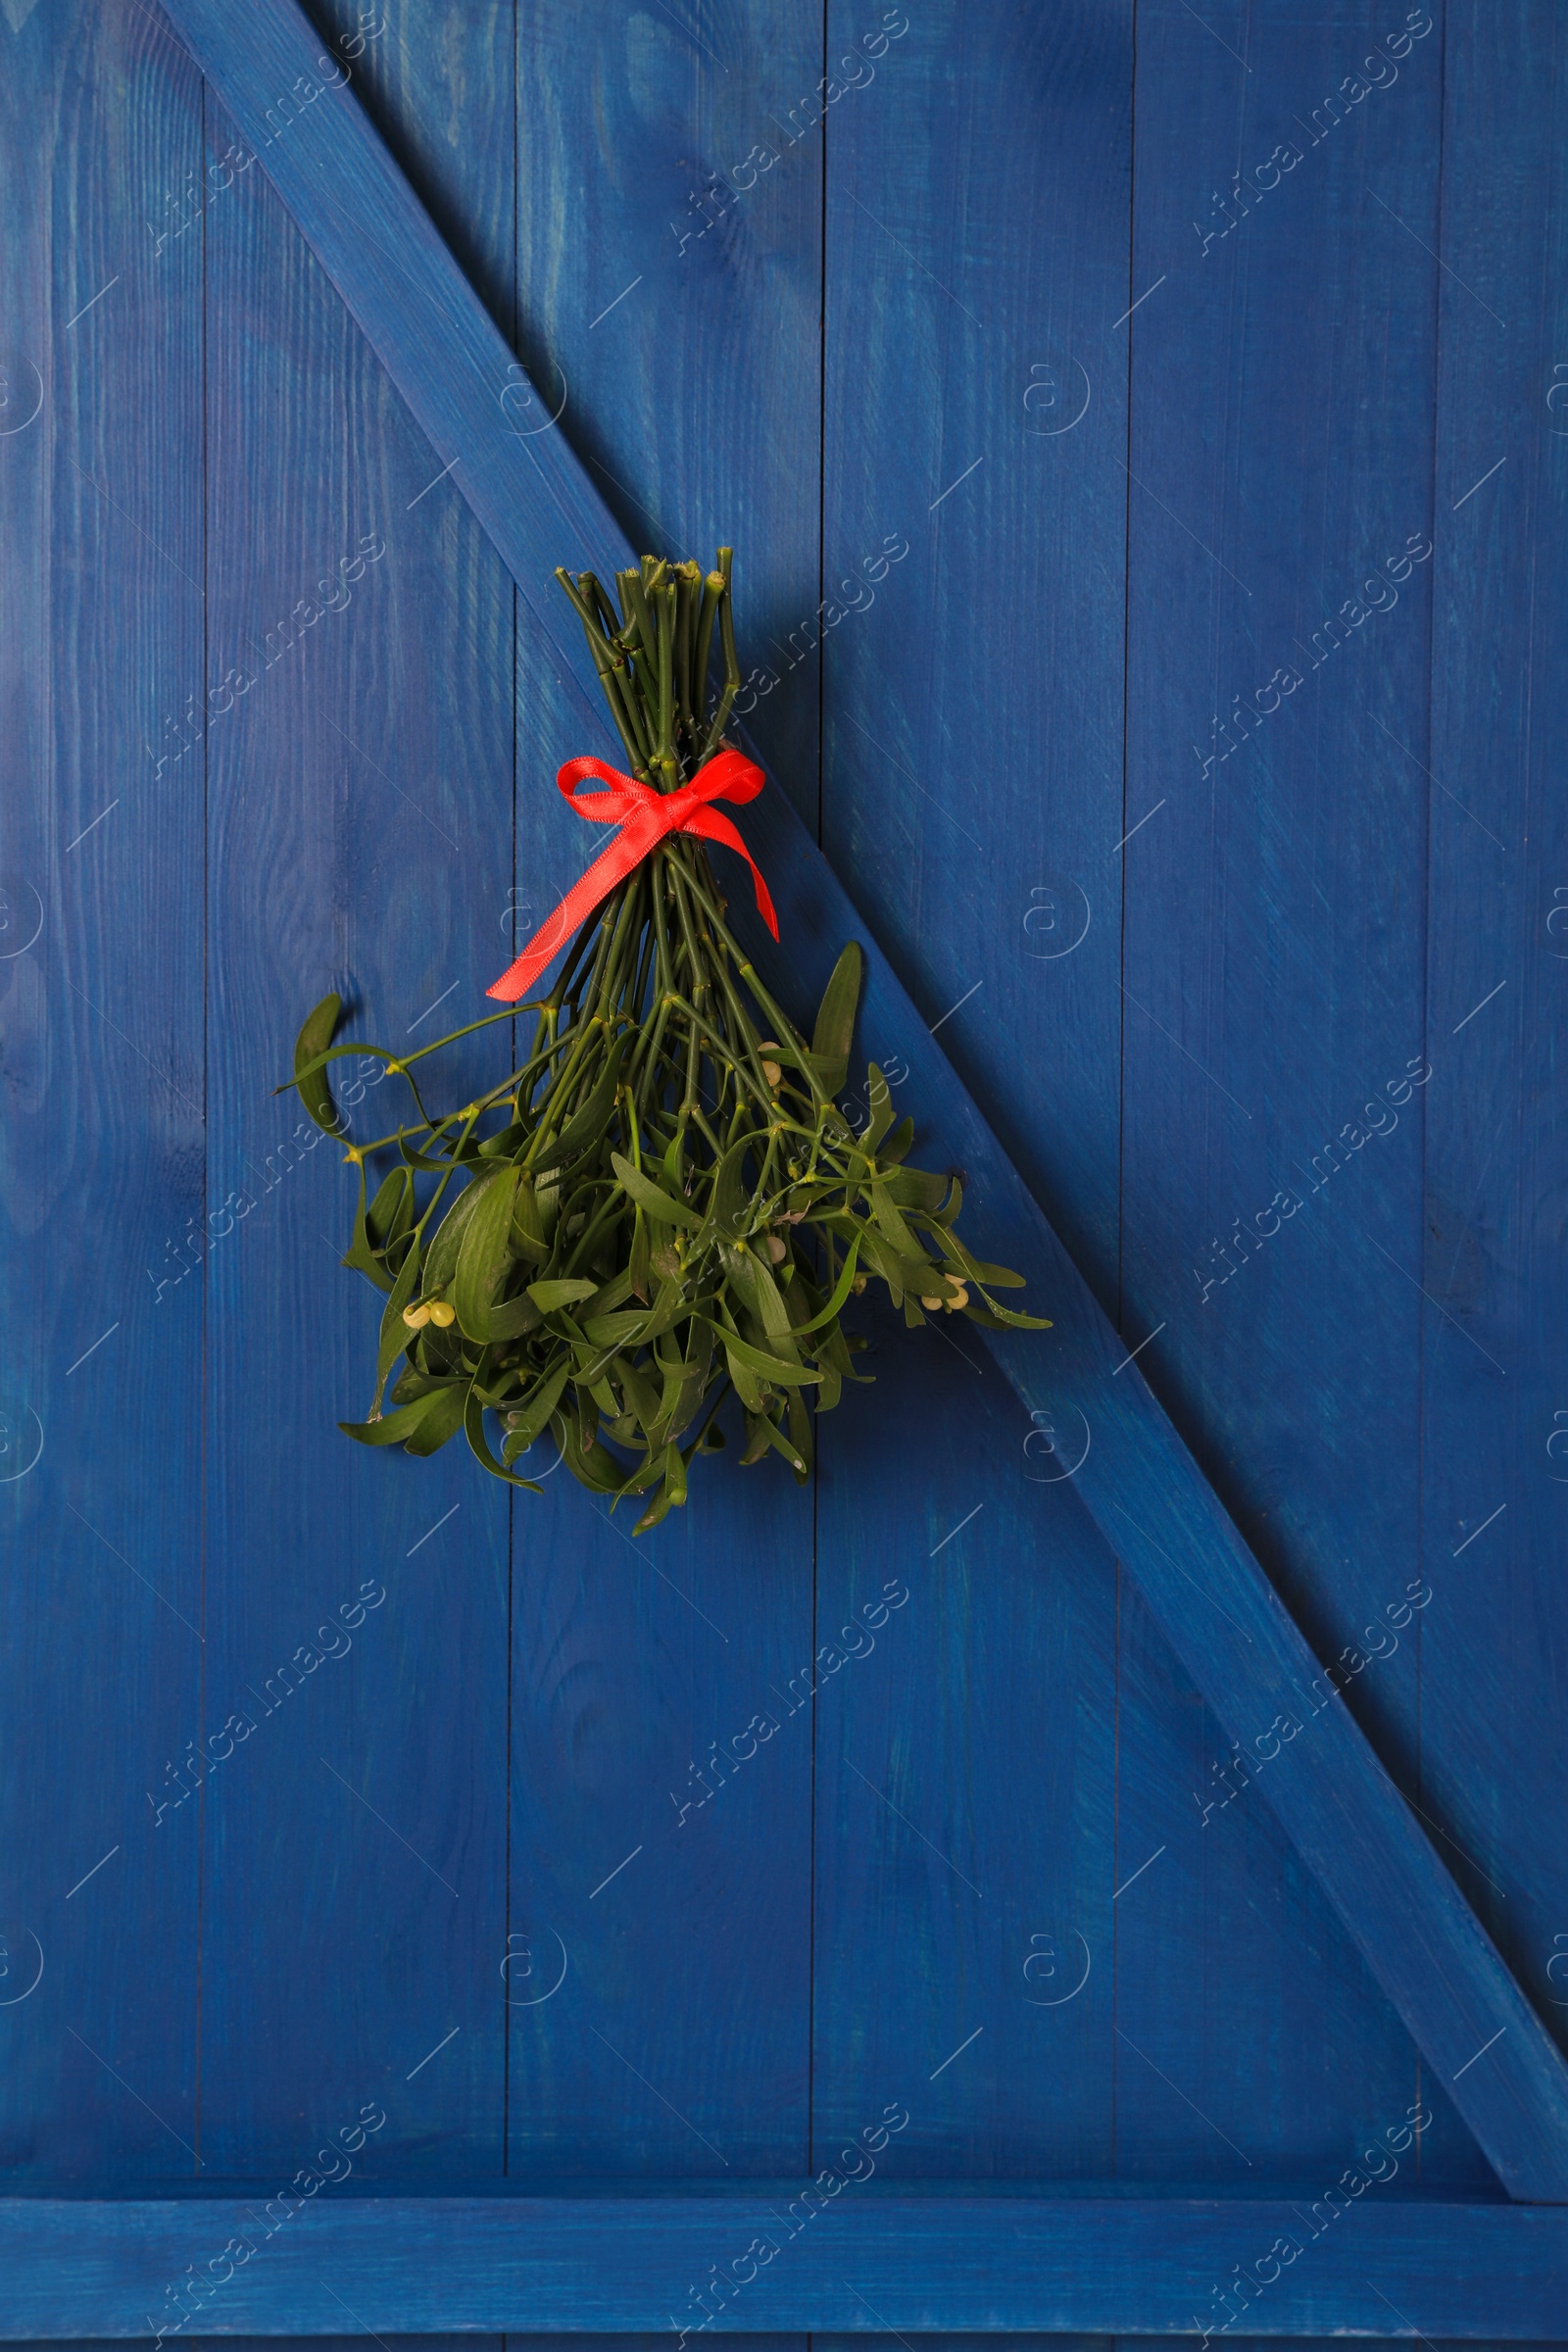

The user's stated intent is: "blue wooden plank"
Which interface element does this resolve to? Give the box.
[500,1417,815,2171]
[0,2189,1564,2335]
[821,0,1129,1307]
[194,1,515,2172]
[499,0,819,2176]
[812,0,1129,2177]
[1109,1572,1401,2185]
[150,0,1568,2199]
[1420,0,1568,2082]
[0,0,207,2178]
[810,1336,1118,2177]
[1114,0,1470,2185]
[514,0,823,837]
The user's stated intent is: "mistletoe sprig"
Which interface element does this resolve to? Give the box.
[288,549,1048,1533]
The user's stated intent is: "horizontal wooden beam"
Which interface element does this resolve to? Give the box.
[156,0,1568,2202]
[2,2187,1564,2337]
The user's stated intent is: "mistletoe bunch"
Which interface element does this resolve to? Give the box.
[289,549,1047,1533]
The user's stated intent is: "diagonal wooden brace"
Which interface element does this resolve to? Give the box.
[160,0,1568,2201]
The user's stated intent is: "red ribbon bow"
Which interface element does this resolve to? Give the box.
[487,748,778,1004]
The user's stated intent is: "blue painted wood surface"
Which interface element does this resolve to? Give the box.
[813,0,1128,2181]
[147,0,1568,2208]
[0,0,207,2181]
[504,0,821,2180]
[2,2186,1568,2336]
[1422,0,1568,2136]
[195,0,515,2177]
[1115,0,1468,2189]
[6,0,1568,2329]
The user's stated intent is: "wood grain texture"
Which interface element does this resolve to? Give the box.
[1420,0,1568,2087]
[195,0,515,2172]
[821,0,1130,1304]
[514,0,824,832]
[13,0,1568,2312]
[811,0,1130,2180]
[0,0,207,2179]
[0,2188,1564,2335]
[134,0,1568,2203]
[1115,0,1466,2187]
[501,0,819,2178]
[810,1328,1119,2178]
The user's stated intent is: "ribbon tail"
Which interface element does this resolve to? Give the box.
[486,906,575,1006]
[486,817,662,1002]
[681,808,779,940]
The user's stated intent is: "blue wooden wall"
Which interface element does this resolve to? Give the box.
[2,0,1566,2338]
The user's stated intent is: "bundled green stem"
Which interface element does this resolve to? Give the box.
[289,551,1048,1533]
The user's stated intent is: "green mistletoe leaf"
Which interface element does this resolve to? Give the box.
[527,1276,600,1312]
[611,1151,700,1228]
[293,992,342,1136]
[455,1164,520,1340]
[810,941,862,1093]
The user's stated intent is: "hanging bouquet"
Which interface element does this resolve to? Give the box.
[288,550,1048,1533]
